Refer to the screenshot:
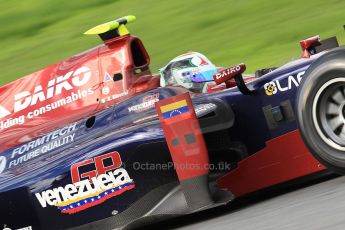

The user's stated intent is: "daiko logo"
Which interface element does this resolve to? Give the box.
[264,71,305,96]
[0,67,92,119]
[128,93,160,112]
[214,65,241,80]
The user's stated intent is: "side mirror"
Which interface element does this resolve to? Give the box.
[213,63,255,95]
[300,35,321,58]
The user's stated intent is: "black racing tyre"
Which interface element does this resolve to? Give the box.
[296,47,345,174]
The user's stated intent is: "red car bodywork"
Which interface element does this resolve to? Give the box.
[218,130,326,197]
[0,35,159,151]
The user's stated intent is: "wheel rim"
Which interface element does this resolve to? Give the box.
[312,78,345,151]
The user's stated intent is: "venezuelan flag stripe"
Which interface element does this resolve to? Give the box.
[162,106,189,119]
[160,100,187,113]
[58,182,135,214]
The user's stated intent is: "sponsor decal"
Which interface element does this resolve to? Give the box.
[0,67,91,118]
[0,88,93,131]
[264,71,305,96]
[215,65,241,80]
[213,64,246,84]
[7,123,77,169]
[104,72,113,82]
[128,93,159,112]
[0,67,94,131]
[264,82,277,96]
[100,90,129,104]
[35,151,135,214]
[2,225,32,230]
[194,103,217,117]
[160,99,189,119]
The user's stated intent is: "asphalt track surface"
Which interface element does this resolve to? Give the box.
[142,172,345,230]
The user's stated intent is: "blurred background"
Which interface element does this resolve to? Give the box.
[0,0,345,86]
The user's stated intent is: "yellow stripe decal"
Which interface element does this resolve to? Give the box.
[55,180,133,207]
[160,100,187,113]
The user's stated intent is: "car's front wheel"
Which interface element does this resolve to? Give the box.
[296,47,345,174]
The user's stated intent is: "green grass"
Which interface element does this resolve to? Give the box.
[0,0,345,86]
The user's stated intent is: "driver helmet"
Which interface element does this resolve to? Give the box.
[159,52,217,92]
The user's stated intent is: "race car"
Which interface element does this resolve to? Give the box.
[0,15,345,230]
